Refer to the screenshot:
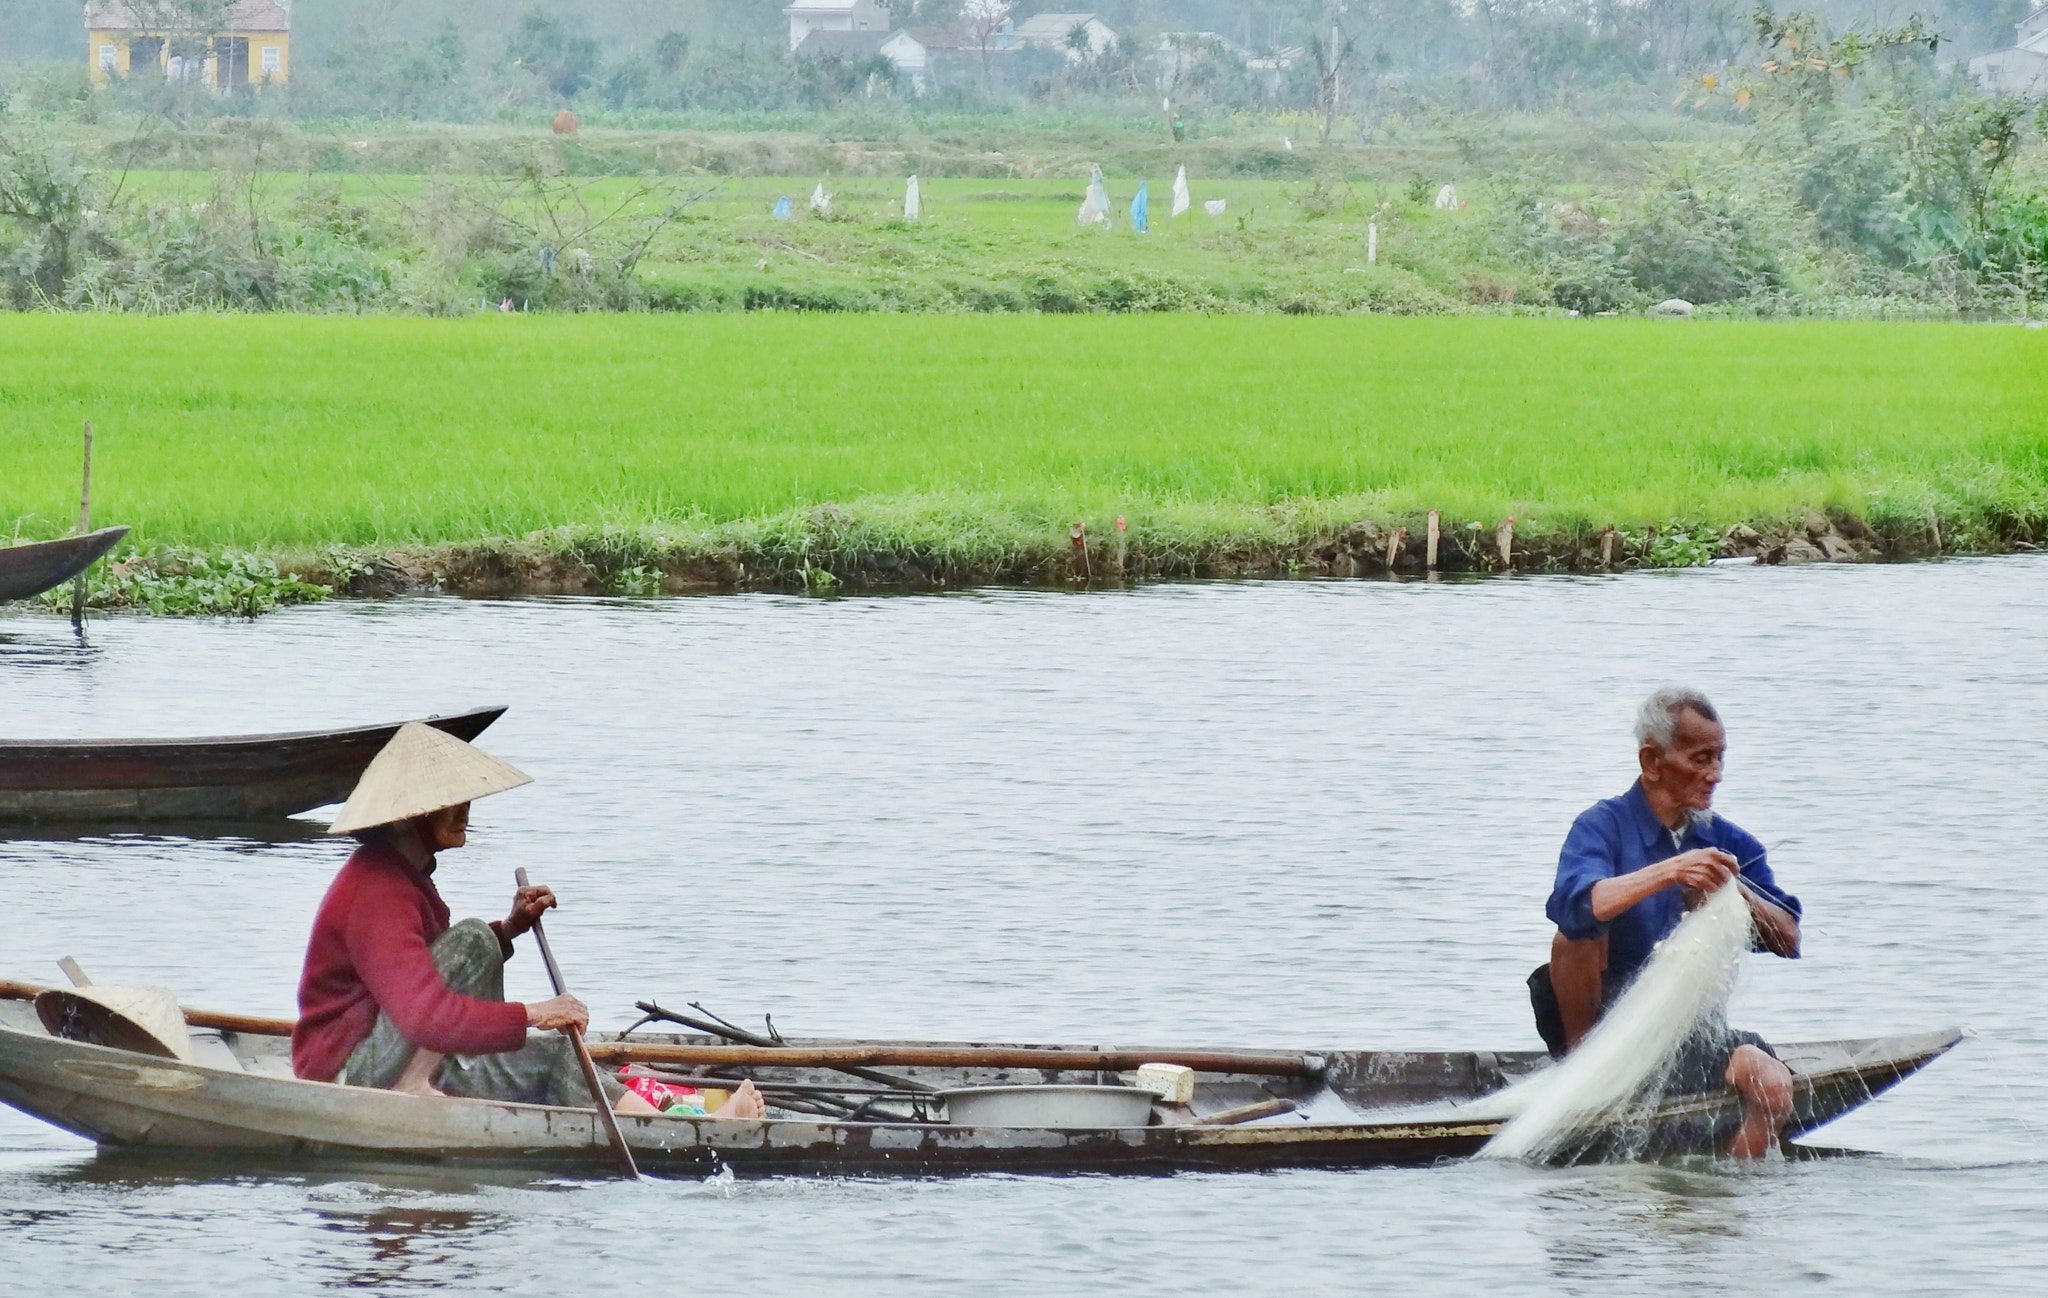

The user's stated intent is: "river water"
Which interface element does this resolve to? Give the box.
[2,559,2044,1294]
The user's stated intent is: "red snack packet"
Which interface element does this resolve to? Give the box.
[616,1067,697,1111]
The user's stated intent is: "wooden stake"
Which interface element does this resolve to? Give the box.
[1426,510,1440,569]
[71,420,93,630]
[1495,516,1515,570]
[1383,526,1405,571]
[514,868,641,1180]
[1599,525,1616,570]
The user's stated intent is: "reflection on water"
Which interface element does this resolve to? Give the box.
[0,625,97,676]
[2,559,2046,1293]
[312,1203,504,1291]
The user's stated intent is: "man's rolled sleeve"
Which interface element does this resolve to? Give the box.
[1723,824,1802,954]
[1546,808,1619,940]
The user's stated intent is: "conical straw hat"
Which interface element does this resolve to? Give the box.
[327,722,532,835]
[35,985,196,1063]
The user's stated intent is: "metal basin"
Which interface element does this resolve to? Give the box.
[940,1084,1155,1129]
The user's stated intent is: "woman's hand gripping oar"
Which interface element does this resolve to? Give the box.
[514,868,641,1180]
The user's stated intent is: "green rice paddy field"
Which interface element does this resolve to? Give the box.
[4,313,2045,570]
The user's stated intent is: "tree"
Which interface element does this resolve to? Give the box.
[655,31,691,73]
[1306,10,1354,142]
[507,7,602,101]
[0,132,98,302]
[962,0,1011,93]
[1737,6,1941,143]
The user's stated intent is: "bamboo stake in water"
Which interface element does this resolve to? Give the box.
[71,421,93,631]
[513,868,641,1179]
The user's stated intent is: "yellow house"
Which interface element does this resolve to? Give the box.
[87,1,291,90]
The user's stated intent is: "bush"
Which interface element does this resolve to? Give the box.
[43,547,329,617]
[1615,179,1782,304]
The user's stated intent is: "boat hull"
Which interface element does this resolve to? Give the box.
[0,527,129,604]
[0,706,505,823]
[0,1014,1963,1178]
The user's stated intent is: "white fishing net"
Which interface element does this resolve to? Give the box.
[1476,882,1754,1163]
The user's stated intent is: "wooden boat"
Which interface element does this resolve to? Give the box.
[0,989,1961,1177]
[0,527,130,603]
[0,705,506,823]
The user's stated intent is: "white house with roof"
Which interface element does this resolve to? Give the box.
[784,0,891,53]
[794,28,928,91]
[1012,12,1117,61]
[1971,5,2048,95]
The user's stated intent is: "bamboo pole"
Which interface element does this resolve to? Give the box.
[0,981,1318,1077]
[515,869,640,1179]
[71,420,92,630]
[583,1041,1317,1077]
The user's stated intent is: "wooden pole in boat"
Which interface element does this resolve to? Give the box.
[71,420,93,631]
[514,868,641,1179]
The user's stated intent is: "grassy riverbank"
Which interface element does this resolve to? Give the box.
[4,314,2045,605]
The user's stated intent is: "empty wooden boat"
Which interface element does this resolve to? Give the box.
[0,988,1961,1178]
[0,527,130,603]
[0,705,506,823]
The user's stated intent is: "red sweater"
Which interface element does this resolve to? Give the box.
[292,843,529,1081]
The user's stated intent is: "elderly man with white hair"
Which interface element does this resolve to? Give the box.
[1529,687,1803,1158]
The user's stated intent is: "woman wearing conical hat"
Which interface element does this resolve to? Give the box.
[291,723,763,1118]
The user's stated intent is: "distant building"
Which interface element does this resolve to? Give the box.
[1156,31,1298,97]
[794,28,928,92]
[1971,4,2048,95]
[1012,12,1117,62]
[86,0,290,89]
[783,0,891,54]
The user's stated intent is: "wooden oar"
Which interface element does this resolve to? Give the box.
[584,1041,1317,1076]
[0,981,1321,1076]
[514,868,640,1180]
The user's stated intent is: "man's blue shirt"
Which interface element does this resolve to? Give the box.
[1546,781,1801,981]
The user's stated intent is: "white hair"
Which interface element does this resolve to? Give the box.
[1634,687,1721,750]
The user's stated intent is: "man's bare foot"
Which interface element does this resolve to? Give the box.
[711,1079,765,1119]
[392,1048,446,1098]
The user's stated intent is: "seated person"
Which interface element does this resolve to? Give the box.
[291,723,763,1119]
[1530,688,1802,1158]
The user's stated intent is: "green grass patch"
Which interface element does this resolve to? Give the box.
[3,314,2045,565]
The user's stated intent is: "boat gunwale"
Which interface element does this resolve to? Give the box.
[0,704,508,755]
